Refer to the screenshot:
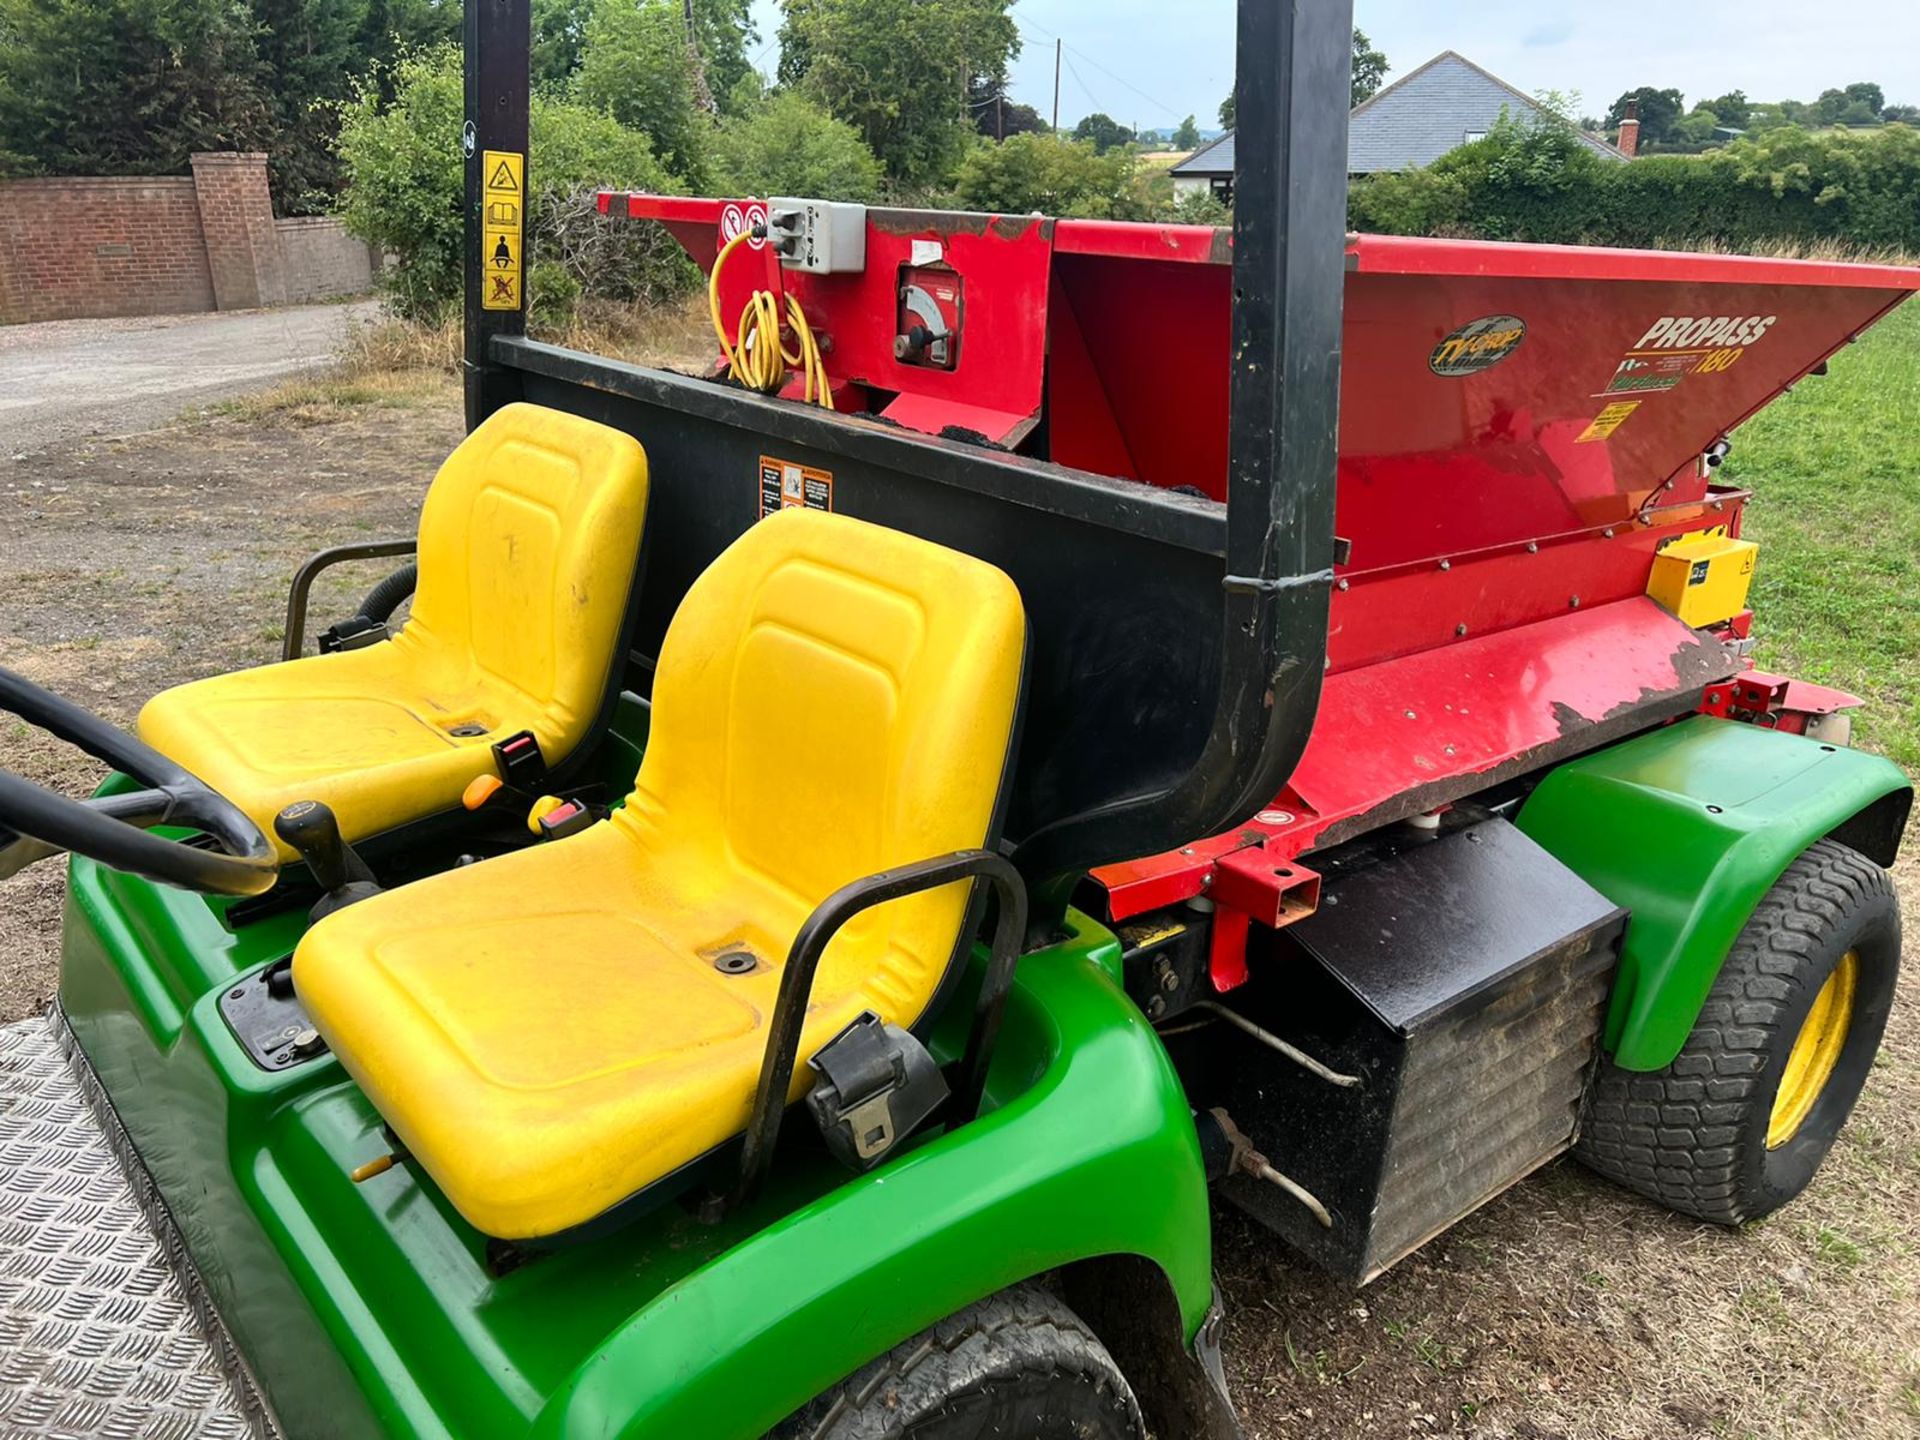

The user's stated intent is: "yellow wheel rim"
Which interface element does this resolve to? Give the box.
[1767,951,1858,1149]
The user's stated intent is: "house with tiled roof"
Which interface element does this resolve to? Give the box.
[1171,50,1626,203]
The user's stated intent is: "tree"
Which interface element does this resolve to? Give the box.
[0,0,273,180]
[687,0,758,112]
[1073,112,1131,155]
[1844,81,1885,117]
[1172,114,1200,150]
[1223,28,1387,127]
[1607,87,1684,146]
[710,89,883,201]
[1674,106,1722,149]
[1885,104,1920,125]
[777,0,1019,187]
[532,0,596,89]
[575,0,708,183]
[1351,27,1388,105]
[250,0,370,212]
[969,75,1046,140]
[1704,90,1750,129]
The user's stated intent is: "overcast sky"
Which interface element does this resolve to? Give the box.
[746,1,1920,131]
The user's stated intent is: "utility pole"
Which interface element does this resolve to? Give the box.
[1052,38,1061,132]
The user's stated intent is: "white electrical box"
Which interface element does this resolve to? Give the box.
[768,198,868,275]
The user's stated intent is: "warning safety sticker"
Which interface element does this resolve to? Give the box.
[1576,400,1641,444]
[482,150,524,312]
[759,456,833,518]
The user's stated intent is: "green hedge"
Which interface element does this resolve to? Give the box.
[1349,116,1920,254]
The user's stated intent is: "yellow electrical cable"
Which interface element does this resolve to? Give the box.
[708,226,834,410]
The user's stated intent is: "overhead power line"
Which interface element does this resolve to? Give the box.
[1008,10,1185,124]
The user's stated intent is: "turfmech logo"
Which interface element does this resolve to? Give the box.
[1634,314,1779,350]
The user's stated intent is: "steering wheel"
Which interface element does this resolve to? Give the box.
[0,665,277,896]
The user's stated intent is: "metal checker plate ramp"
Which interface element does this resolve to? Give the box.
[0,1016,270,1439]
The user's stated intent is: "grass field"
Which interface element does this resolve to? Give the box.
[1731,299,1920,771]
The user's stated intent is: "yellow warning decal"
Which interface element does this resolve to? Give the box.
[482,150,524,312]
[1576,399,1641,444]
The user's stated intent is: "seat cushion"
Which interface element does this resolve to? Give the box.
[296,509,1027,1240]
[137,404,648,855]
[298,820,832,1239]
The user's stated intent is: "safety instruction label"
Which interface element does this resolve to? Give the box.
[1576,400,1641,444]
[482,150,524,311]
[760,456,833,517]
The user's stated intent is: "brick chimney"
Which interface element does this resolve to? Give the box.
[1616,99,1641,158]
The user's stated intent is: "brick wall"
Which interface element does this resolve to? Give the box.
[0,153,372,325]
[276,217,381,303]
[0,176,214,323]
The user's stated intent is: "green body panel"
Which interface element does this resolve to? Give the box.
[1517,715,1911,1072]
[59,856,1211,1440]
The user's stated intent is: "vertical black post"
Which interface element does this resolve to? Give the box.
[1207,0,1351,820]
[464,0,531,430]
[1011,0,1351,885]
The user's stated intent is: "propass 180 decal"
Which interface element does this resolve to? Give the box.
[1429,315,1527,377]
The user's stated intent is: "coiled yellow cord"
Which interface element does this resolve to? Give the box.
[708,227,833,409]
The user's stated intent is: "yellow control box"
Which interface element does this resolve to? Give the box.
[1647,532,1758,628]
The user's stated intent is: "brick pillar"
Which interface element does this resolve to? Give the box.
[190,152,287,310]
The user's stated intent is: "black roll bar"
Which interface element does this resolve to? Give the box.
[1010,0,1352,878]
[727,850,1029,1213]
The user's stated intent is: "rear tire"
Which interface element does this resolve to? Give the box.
[770,1284,1145,1440]
[1577,838,1901,1224]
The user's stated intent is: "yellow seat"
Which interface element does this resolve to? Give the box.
[293,509,1027,1240]
[138,404,649,857]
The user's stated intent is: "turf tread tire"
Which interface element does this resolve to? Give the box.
[770,1284,1146,1440]
[1577,838,1900,1224]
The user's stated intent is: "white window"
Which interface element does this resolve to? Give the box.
[1463,129,1488,143]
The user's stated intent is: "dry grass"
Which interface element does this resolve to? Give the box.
[1645,235,1919,266]
[206,293,717,426]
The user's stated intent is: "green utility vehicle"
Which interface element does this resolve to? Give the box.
[0,3,1912,1437]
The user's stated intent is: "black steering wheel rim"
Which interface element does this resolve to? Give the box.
[0,665,277,896]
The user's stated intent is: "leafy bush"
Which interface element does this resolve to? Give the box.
[574,0,708,185]
[709,90,883,201]
[336,47,693,322]
[950,133,1163,220]
[1170,189,1233,226]
[1351,113,1920,254]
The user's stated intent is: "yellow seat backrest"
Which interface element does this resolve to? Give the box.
[615,507,1027,1027]
[392,402,650,754]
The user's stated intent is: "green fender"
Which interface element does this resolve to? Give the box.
[530,929,1214,1440]
[1517,714,1912,1073]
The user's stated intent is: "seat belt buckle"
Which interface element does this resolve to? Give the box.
[530,796,595,842]
[491,730,546,789]
[805,1012,948,1173]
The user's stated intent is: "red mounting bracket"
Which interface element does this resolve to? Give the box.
[1206,845,1323,991]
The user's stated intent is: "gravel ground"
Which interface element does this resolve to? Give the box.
[0,379,1914,1440]
[0,301,383,454]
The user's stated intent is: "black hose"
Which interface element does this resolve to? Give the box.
[356,563,418,625]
